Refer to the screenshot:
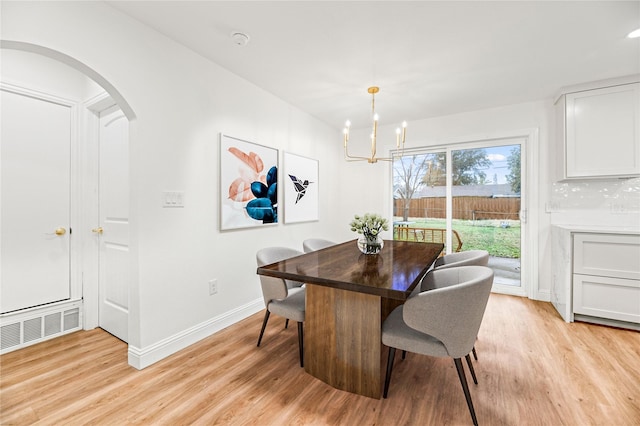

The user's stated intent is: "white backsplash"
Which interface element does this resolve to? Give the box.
[549,177,640,229]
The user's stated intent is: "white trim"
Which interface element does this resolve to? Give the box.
[0,81,76,107]
[536,289,551,302]
[553,74,640,104]
[127,298,264,370]
[79,93,107,331]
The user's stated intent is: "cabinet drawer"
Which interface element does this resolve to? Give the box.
[573,274,640,323]
[573,233,640,280]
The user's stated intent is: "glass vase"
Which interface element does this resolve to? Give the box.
[357,235,384,255]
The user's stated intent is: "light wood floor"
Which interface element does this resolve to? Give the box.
[1,294,639,425]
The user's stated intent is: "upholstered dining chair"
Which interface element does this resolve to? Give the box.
[382,266,494,426]
[427,249,489,362]
[256,247,306,367]
[302,238,336,253]
[433,249,489,270]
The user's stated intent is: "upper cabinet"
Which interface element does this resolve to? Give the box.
[556,78,640,180]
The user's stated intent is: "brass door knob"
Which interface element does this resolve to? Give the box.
[92,227,104,234]
[54,227,66,236]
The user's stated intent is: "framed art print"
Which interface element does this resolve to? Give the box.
[284,151,319,223]
[220,134,278,230]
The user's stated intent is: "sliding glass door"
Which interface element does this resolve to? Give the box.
[393,138,526,295]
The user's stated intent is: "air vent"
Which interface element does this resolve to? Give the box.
[0,301,82,354]
[64,308,79,330]
[45,312,62,337]
[1,323,20,350]
[24,317,42,343]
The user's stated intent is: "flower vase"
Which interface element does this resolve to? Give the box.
[357,235,384,255]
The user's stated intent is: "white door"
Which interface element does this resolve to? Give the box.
[97,105,130,342]
[393,137,527,297]
[1,88,71,314]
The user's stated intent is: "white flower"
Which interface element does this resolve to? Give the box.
[349,213,389,239]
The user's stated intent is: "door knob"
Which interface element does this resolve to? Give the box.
[92,227,104,234]
[54,227,66,236]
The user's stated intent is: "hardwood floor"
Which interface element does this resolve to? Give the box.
[1,294,639,425]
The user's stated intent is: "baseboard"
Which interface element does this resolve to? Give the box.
[574,314,640,331]
[533,289,551,302]
[127,298,263,370]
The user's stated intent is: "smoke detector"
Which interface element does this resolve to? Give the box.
[231,32,250,46]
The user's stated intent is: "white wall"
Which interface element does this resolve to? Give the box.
[1,1,344,366]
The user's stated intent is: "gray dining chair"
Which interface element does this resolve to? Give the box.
[382,265,494,426]
[302,238,336,253]
[433,249,489,270]
[256,247,306,367]
[426,249,489,362]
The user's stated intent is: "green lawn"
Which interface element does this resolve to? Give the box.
[394,218,521,258]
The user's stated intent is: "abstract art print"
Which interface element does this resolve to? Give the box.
[284,151,319,223]
[220,134,278,230]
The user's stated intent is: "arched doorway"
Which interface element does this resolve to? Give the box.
[0,43,136,353]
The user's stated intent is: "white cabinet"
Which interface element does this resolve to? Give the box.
[572,233,640,325]
[557,80,640,180]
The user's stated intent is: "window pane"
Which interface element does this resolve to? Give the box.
[451,145,521,286]
[393,152,448,252]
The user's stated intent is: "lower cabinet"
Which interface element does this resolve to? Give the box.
[572,233,640,327]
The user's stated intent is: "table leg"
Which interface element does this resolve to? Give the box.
[305,284,382,398]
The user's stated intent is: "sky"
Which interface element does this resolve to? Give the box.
[482,144,518,185]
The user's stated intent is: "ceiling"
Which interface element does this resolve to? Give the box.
[107,1,640,129]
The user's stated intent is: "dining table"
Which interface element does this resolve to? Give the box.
[256,239,444,398]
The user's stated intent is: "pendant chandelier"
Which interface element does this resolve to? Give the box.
[343,86,407,163]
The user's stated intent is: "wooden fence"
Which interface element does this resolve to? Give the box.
[394,196,521,220]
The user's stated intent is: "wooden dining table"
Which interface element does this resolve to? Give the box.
[256,239,444,398]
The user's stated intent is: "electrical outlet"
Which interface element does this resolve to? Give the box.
[209,279,218,295]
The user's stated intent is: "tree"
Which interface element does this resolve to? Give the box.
[506,146,521,193]
[393,149,493,221]
[450,149,491,186]
[421,149,491,186]
[393,155,432,221]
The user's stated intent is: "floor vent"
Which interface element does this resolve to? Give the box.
[0,301,82,354]
[24,317,42,343]
[64,308,79,331]
[45,312,62,336]
[1,323,21,350]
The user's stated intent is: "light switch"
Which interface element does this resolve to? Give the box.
[162,191,185,208]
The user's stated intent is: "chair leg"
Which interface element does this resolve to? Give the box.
[472,345,478,361]
[383,347,397,398]
[465,354,478,385]
[285,318,289,329]
[257,310,270,347]
[297,321,304,368]
[454,358,478,426]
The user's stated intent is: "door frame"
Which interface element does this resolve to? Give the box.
[391,128,540,299]
[80,92,119,330]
